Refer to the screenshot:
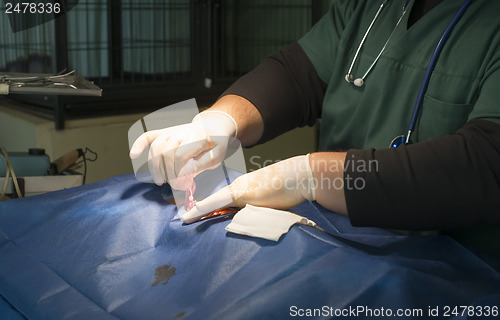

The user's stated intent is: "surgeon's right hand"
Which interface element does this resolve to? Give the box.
[129,110,238,190]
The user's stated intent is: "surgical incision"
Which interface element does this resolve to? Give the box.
[184,183,196,211]
[163,182,238,219]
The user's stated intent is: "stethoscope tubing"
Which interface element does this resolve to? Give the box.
[406,0,474,143]
[346,0,389,80]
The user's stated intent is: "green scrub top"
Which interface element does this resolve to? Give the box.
[298,0,500,151]
[298,0,500,256]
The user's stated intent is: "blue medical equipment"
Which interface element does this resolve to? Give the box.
[393,0,474,147]
[0,149,51,177]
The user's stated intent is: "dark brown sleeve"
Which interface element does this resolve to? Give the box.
[221,42,326,144]
[344,119,500,231]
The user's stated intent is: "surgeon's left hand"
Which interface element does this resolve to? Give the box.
[182,155,316,224]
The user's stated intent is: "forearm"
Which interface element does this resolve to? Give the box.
[344,120,500,230]
[309,152,348,216]
[205,94,264,147]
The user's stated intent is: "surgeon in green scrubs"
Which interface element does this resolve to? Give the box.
[130,0,500,253]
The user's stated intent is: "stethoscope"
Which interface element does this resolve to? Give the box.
[344,0,474,148]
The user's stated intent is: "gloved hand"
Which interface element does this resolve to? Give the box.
[129,110,238,191]
[182,155,316,224]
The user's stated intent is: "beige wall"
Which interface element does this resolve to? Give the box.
[0,101,143,184]
[0,100,317,185]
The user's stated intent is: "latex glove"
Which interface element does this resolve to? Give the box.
[182,155,316,224]
[129,110,238,190]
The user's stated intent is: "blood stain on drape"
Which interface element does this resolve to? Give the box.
[151,264,176,287]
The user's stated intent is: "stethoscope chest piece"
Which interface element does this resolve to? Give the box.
[389,135,412,148]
